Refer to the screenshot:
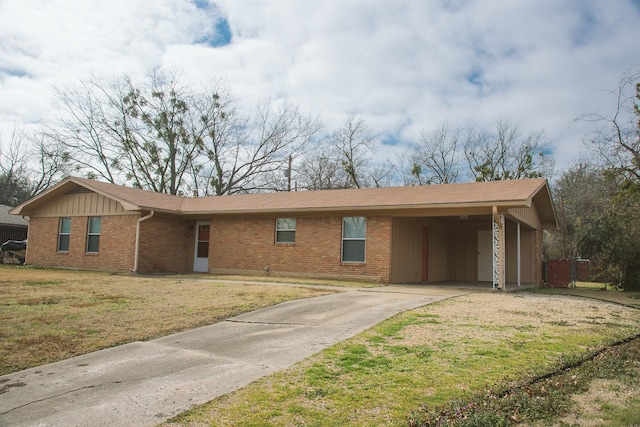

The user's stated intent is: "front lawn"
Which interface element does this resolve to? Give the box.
[166,291,640,426]
[0,266,335,375]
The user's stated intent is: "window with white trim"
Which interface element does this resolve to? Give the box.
[86,217,101,253]
[58,217,71,252]
[342,217,366,262]
[275,218,296,243]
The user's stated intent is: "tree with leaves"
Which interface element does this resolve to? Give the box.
[546,162,616,259]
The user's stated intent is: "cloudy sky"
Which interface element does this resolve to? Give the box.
[1,0,639,177]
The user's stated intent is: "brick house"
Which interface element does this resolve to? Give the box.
[9,177,557,286]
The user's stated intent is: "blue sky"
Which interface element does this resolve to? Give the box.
[1,0,639,175]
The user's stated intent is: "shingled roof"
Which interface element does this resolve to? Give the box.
[183,178,549,211]
[0,204,28,227]
[10,177,557,228]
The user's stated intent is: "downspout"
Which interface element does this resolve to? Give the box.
[133,210,154,272]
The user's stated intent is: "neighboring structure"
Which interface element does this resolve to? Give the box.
[9,177,557,286]
[0,204,28,243]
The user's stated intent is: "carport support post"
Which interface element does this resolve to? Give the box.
[492,206,505,290]
[517,222,521,287]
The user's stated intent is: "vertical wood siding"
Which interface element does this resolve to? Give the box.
[32,192,127,217]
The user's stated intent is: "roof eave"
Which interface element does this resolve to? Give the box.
[181,200,529,216]
[9,177,183,216]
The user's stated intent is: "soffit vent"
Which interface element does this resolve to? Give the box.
[65,186,94,195]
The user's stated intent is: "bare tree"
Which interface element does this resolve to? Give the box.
[0,127,32,205]
[0,126,69,205]
[295,115,394,190]
[412,120,461,184]
[329,115,376,189]
[368,160,397,188]
[580,71,640,181]
[197,97,322,195]
[464,119,553,181]
[52,71,204,195]
[296,146,346,190]
[50,71,322,196]
[52,79,121,184]
[26,132,71,196]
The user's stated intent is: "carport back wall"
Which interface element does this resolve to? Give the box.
[445,221,488,282]
[208,215,391,282]
[391,217,452,283]
[391,217,510,283]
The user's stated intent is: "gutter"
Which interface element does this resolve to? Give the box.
[180,201,530,217]
[132,210,154,272]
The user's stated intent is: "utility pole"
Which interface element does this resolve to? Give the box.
[287,155,292,192]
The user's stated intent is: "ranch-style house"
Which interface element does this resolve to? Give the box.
[9,177,557,287]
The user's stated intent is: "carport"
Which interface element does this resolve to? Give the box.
[389,202,551,289]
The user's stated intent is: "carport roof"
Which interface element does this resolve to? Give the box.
[10,177,557,228]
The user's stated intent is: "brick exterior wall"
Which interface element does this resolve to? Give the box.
[137,215,192,272]
[208,215,391,282]
[26,215,137,271]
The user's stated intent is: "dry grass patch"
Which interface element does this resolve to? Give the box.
[178,273,385,288]
[530,285,640,309]
[400,292,636,350]
[0,266,335,375]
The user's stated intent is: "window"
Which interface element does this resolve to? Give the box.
[276,218,296,243]
[86,217,101,253]
[342,217,366,262]
[58,217,71,252]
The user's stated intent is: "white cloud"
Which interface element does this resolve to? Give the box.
[0,0,220,120]
[1,0,639,174]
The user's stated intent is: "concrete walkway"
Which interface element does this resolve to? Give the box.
[0,285,471,427]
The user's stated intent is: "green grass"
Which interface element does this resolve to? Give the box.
[165,292,640,426]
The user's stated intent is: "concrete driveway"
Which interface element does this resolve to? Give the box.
[0,284,470,427]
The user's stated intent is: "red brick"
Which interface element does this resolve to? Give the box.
[26,213,392,282]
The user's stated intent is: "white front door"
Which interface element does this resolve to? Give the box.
[193,221,210,272]
[477,230,492,281]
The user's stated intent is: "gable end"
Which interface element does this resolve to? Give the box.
[30,190,132,217]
